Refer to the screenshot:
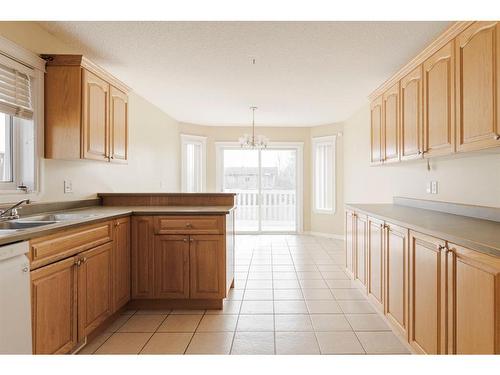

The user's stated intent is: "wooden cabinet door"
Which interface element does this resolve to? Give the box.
[154,235,190,299]
[447,243,500,354]
[131,216,155,298]
[400,66,423,160]
[382,82,400,163]
[456,22,500,152]
[77,242,113,340]
[345,210,356,278]
[190,235,225,299]
[385,223,409,338]
[409,231,446,354]
[370,96,383,164]
[31,257,78,354]
[367,216,384,311]
[113,217,131,311]
[82,69,110,161]
[355,214,368,289]
[423,41,455,157]
[110,86,128,163]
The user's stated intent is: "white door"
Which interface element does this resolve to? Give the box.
[217,143,302,233]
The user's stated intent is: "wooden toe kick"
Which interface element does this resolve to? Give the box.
[126,299,224,310]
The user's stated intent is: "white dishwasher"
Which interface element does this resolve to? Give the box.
[0,241,32,354]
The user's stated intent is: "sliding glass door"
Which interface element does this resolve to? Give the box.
[218,144,301,233]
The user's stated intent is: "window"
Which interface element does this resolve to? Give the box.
[0,37,44,194]
[181,134,207,193]
[312,135,336,214]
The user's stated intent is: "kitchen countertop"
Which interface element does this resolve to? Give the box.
[0,205,235,247]
[346,203,500,258]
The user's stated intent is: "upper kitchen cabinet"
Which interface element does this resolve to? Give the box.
[382,82,400,163]
[456,22,500,152]
[423,41,455,157]
[400,66,423,160]
[370,96,383,165]
[44,54,130,163]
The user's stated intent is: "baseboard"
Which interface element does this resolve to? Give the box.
[304,231,344,240]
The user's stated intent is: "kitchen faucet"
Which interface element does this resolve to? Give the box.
[0,199,30,220]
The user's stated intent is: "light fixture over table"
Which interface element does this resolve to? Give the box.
[238,106,269,149]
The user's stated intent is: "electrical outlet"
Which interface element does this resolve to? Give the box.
[431,181,438,194]
[426,182,432,194]
[64,180,73,194]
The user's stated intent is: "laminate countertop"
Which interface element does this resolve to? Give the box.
[0,205,235,247]
[346,204,500,258]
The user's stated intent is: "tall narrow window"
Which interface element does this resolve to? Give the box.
[312,135,336,213]
[181,134,206,192]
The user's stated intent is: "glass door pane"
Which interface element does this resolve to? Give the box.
[222,149,259,232]
[260,149,297,232]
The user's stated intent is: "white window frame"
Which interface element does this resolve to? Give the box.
[312,135,336,215]
[180,134,207,193]
[0,36,45,199]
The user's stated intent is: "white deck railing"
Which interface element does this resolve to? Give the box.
[226,189,296,222]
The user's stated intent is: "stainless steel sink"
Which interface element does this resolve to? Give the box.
[17,213,98,222]
[0,221,58,230]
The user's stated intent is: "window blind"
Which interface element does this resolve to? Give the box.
[0,61,33,120]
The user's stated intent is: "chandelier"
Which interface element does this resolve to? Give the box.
[238,106,269,149]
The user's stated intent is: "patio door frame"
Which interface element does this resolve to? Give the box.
[215,141,303,234]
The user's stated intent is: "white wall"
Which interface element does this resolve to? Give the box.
[343,103,500,207]
[0,22,181,202]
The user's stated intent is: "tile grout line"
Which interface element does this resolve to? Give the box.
[90,309,136,354]
[183,310,207,354]
[136,312,170,354]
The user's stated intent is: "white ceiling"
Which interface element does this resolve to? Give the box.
[39,21,450,126]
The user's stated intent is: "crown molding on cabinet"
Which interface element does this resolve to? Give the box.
[368,21,474,101]
[42,54,131,93]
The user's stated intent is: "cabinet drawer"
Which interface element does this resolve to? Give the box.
[154,216,223,235]
[30,221,113,269]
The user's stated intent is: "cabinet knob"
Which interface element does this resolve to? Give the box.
[75,259,82,267]
[183,238,188,242]
[494,134,500,140]
[185,223,192,228]
[22,266,29,273]
[190,238,194,242]
[81,257,87,264]
[438,245,446,251]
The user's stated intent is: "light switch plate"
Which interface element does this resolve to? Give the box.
[431,181,438,194]
[64,180,73,194]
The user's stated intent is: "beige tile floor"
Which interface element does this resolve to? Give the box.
[82,234,411,355]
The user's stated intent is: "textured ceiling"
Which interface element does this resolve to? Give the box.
[39,21,450,126]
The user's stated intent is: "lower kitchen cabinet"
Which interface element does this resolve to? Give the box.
[131,216,155,299]
[154,235,190,299]
[30,257,78,354]
[367,216,384,311]
[408,231,447,354]
[77,242,113,340]
[385,222,409,338]
[447,243,500,354]
[190,235,225,299]
[345,207,500,354]
[355,214,368,289]
[113,217,131,311]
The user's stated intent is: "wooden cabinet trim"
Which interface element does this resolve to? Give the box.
[110,86,128,163]
[382,82,400,163]
[367,216,385,311]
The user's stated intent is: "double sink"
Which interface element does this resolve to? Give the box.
[0,213,99,233]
